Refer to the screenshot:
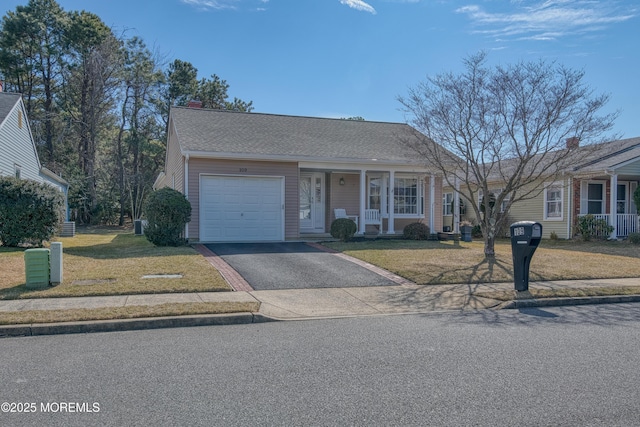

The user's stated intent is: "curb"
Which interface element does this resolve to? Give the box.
[0,312,277,338]
[501,294,640,309]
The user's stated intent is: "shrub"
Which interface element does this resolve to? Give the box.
[550,231,558,240]
[0,177,64,247]
[628,233,640,245]
[575,214,613,241]
[144,187,192,246]
[471,224,483,238]
[403,222,430,240]
[330,218,357,242]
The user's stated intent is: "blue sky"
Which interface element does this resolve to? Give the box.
[3,0,639,137]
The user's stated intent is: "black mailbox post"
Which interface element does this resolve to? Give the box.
[510,221,542,292]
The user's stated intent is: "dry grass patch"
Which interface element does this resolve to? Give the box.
[325,239,640,285]
[0,301,260,325]
[0,228,230,299]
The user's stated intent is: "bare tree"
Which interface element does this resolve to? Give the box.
[399,52,617,258]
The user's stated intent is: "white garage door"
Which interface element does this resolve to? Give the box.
[200,175,284,242]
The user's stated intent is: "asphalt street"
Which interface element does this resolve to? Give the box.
[206,242,398,290]
[2,303,640,426]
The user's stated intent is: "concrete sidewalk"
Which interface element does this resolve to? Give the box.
[2,277,640,337]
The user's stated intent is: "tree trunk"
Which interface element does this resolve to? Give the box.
[484,235,496,258]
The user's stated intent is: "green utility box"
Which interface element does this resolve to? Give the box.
[25,248,50,289]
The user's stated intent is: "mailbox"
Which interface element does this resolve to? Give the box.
[510,221,542,292]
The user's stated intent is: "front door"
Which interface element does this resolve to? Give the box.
[300,172,325,232]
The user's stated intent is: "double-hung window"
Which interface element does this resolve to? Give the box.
[443,192,453,216]
[367,175,424,217]
[580,181,605,215]
[544,182,563,220]
[478,188,507,213]
[369,177,382,211]
[394,176,423,216]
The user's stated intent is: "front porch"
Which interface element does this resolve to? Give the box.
[576,173,639,239]
[578,214,639,238]
[298,168,441,237]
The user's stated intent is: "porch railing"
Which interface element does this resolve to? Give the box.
[577,214,639,238]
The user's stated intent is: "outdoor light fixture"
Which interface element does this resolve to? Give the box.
[339,177,345,186]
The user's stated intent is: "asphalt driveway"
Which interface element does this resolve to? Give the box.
[205,242,398,291]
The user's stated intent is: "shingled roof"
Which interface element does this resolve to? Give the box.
[572,136,640,173]
[0,92,22,126]
[169,107,430,165]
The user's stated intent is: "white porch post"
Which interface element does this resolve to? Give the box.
[387,170,395,234]
[359,170,366,235]
[609,173,618,239]
[453,177,460,233]
[429,174,435,232]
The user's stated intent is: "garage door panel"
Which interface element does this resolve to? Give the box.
[200,175,284,242]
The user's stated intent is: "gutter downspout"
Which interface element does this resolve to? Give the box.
[184,154,189,241]
[605,169,617,240]
[567,176,572,239]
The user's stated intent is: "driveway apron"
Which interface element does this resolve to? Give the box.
[205,242,398,290]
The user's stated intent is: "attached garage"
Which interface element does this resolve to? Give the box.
[200,175,284,242]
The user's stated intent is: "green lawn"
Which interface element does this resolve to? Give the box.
[0,227,230,300]
[324,238,640,285]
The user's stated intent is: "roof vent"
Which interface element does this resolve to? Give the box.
[187,100,202,109]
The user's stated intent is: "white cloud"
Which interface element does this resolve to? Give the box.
[340,0,377,15]
[456,1,636,41]
[181,0,239,11]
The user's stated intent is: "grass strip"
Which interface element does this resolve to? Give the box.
[0,301,260,325]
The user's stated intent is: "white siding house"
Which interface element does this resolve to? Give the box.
[0,92,69,220]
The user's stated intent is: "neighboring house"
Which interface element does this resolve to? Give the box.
[0,91,69,220]
[154,106,444,242]
[444,136,640,240]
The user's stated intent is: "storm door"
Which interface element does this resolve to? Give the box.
[300,173,325,232]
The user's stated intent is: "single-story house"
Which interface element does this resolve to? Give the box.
[443,136,640,240]
[0,91,70,220]
[154,106,444,242]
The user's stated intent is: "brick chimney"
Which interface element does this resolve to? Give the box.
[566,137,579,149]
[187,100,202,108]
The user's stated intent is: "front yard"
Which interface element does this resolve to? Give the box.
[3,230,640,326]
[324,238,640,285]
[0,227,231,300]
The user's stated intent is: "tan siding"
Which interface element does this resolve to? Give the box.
[158,123,185,191]
[329,173,360,222]
[187,158,298,241]
[508,179,572,239]
[449,178,573,239]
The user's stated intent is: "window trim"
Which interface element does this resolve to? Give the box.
[579,180,607,215]
[393,175,424,218]
[443,192,453,216]
[544,181,564,221]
